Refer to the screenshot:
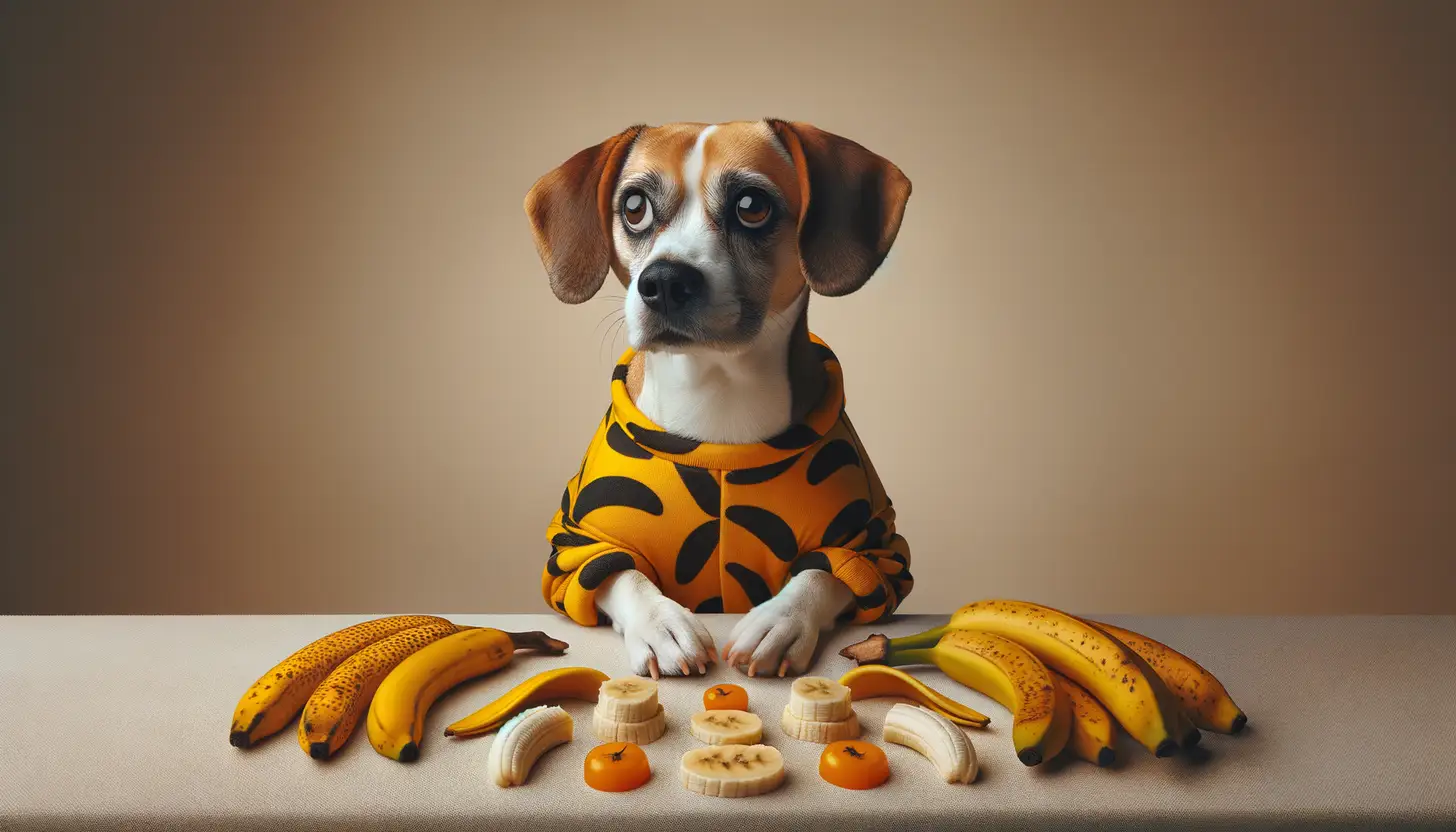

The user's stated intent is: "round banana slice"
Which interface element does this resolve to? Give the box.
[689,709,764,745]
[681,744,786,797]
[593,703,667,745]
[596,676,660,723]
[781,705,861,744]
[786,676,853,722]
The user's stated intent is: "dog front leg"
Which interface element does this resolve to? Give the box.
[595,570,717,680]
[721,570,854,677]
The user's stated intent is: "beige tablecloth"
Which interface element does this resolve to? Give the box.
[2,613,1454,831]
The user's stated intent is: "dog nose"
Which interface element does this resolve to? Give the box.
[637,261,706,314]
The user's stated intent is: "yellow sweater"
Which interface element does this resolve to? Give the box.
[542,335,912,626]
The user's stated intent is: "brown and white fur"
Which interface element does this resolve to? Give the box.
[526,119,910,678]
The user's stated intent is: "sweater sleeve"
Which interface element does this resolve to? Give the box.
[784,502,913,624]
[541,502,661,627]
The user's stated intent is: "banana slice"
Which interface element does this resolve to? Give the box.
[780,706,861,743]
[487,705,573,787]
[689,709,763,745]
[681,744,786,797]
[883,703,977,784]
[593,704,667,745]
[596,676,660,723]
[786,676,853,722]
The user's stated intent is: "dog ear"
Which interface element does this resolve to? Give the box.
[766,119,912,297]
[524,125,645,304]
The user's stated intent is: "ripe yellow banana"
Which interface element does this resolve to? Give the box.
[1049,669,1117,767]
[443,666,610,738]
[229,614,451,749]
[840,628,1070,766]
[297,620,467,759]
[1085,619,1247,734]
[941,600,1189,757]
[367,628,568,762]
[837,665,991,728]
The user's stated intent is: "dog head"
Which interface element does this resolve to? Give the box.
[525,120,911,352]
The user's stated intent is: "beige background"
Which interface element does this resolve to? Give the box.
[3,0,1453,616]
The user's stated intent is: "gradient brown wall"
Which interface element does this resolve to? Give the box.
[3,0,1453,615]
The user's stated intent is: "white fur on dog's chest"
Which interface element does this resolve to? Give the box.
[635,292,806,444]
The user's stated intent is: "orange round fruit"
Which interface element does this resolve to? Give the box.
[703,683,748,712]
[819,740,890,790]
[584,742,651,792]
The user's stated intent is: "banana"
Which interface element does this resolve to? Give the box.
[689,709,763,745]
[487,705,574,787]
[444,666,610,738]
[298,620,465,759]
[780,707,861,743]
[786,676,854,722]
[229,614,451,749]
[595,677,660,723]
[837,665,991,728]
[1049,669,1117,767]
[1086,619,1247,734]
[366,628,568,762]
[883,703,978,784]
[841,627,1070,766]
[592,704,667,745]
[943,600,1189,757]
[680,744,786,797]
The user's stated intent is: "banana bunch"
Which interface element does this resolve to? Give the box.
[780,676,862,743]
[228,614,569,762]
[592,677,668,745]
[839,599,1247,768]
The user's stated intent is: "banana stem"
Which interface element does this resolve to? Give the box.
[506,631,569,655]
[886,648,938,668]
[887,625,954,652]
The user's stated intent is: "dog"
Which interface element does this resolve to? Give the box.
[526,119,914,679]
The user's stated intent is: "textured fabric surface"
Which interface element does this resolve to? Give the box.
[545,334,910,626]
[2,613,1454,831]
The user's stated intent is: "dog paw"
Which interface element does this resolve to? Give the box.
[721,597,819,677]
[620,596,717,679]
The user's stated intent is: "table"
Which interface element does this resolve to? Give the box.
[2,613,1454,831]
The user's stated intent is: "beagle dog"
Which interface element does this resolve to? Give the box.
[526,120,913,679]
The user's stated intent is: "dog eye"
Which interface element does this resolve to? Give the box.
[621,189,653,232]
[734,189,772,229]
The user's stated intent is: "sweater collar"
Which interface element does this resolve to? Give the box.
[608,333,846,470]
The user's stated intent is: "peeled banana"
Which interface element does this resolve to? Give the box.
[883,703,978,784]
[841,628,1070,766]
[1086,619,1247,734]
[230,614,452,749]
[367,628,568,762]
[298,620,465,759]
[487,705,573,787]
[689,709,763,745]
[681,744,786,797]
[944,600,1189,757]
[1050,668,1117,767]
[444,666,609,738]
[838,664,991,728]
